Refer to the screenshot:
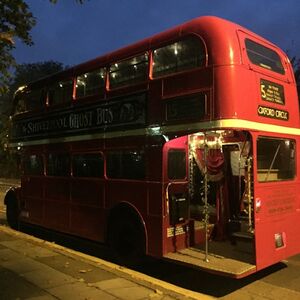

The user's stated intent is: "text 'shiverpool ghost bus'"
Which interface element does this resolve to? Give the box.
[5,16,300,278]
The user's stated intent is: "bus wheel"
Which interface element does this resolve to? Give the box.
[109,213,145,267]
[6,197,19,230]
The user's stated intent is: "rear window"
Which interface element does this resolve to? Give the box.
[245,39,285,75]
[257,137,295,182]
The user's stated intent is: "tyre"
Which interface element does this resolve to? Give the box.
[109,213,145,266]
[6,198,19,230]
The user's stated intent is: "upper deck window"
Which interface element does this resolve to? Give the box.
[152,37,206,78]
[48,80,73,106]
[109,54,148,89]
[76,68,105,98]
[245,39,285,74]
[14,88,45,114]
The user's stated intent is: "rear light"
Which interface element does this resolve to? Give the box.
[255,198,262,213]
[275,232,285,248]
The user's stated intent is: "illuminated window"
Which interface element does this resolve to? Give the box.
[48,80,73,106]
[152,37,206,77]
[14,88,45,114]
[76,68,105,98]
[245,39,285,75]
[109,54,148,88]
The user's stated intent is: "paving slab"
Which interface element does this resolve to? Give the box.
[48,281,117,300]
[0,231,17,241]
[1,239,58,258]
[0,267,48,300]
[2,256,46,274]
[93,277,138,290]
[21,264,77,289]
[36,253,117,283]
[26,295,58,300]
[0,247,25,264]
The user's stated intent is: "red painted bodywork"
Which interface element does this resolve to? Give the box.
[10,16,300,276]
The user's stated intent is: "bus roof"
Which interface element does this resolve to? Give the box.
[23,16,286,89]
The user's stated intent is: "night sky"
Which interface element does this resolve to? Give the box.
[13,0,300,67]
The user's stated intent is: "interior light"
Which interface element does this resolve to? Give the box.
[174,44,178,55]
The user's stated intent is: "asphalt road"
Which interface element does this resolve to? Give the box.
[1,187,300,299]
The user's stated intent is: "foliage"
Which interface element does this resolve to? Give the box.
[0,0,36,95]
[0,0,85,95]
[290,56,300,98]
[0,113,19,178]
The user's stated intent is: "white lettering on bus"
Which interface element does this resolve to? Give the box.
[69,111,93,129]
[96,108,113,125]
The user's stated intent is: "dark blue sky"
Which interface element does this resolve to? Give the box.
[14,0,300,67]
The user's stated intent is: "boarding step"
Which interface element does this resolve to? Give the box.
[231,231,254,254]
[232,231,254,240]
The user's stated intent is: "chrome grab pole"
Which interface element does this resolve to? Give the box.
[246,157,253,232]
[203,136,209,262]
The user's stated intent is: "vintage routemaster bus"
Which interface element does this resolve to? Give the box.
[5,16,300,278]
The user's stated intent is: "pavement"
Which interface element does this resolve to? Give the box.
[0,178,213,300]
[0,223,212,300]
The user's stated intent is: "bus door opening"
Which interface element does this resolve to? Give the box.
[188,131,255,259]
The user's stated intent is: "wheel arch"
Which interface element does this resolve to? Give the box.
[4,187,20,206]
[106,201,148,253]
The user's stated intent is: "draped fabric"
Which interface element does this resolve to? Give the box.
[192,146,228,239]
[193,148,224,181]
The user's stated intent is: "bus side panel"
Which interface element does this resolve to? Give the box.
[21,176,44,224]
[254,183,300,270]
[44,177,70,231]
[70,178,105,241]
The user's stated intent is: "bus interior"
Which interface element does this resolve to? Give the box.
[165,130,257,277]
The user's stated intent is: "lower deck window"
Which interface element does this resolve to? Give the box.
[257,137,295,182]
[72,153,103,178]
[106,150,145,180]
[23,154,44,176]
[47,153,70,177]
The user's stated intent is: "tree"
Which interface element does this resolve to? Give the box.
[0,60,64,115]
[0,0,86,95]
[0,0,35,94]
[289,56,300,99]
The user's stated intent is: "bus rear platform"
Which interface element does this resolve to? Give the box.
[164,240,256,279]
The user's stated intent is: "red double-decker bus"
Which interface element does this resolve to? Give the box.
[5,16,300,278]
